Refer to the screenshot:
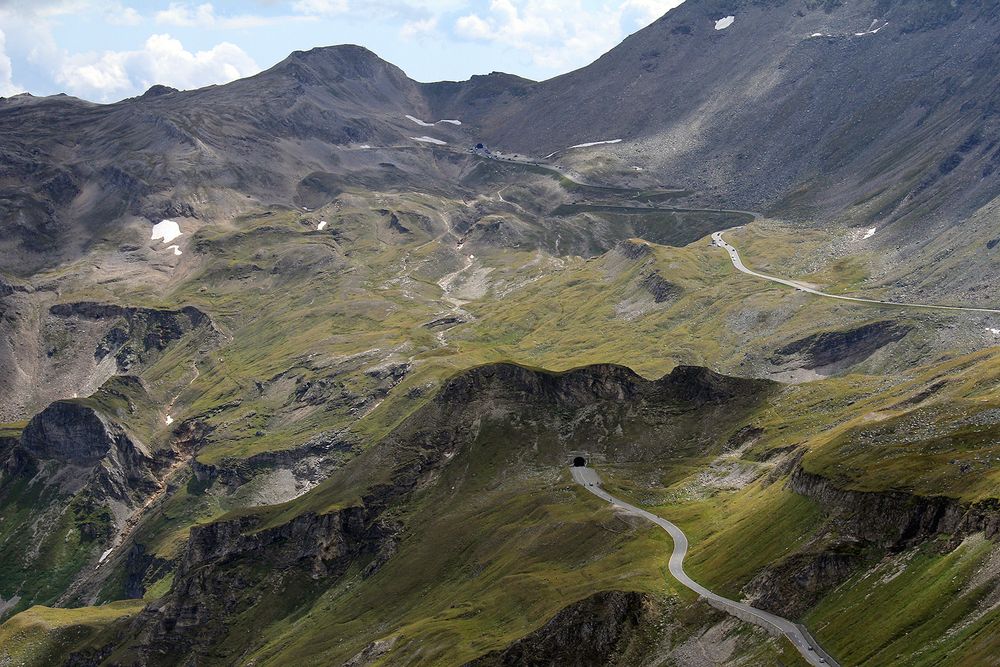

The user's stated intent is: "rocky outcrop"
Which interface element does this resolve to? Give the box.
[130,506,396,658]
[49,302,209,368]
[771,321,912,372]
[436,363,772,411]
[463,591,652,667]
[193,428,356,488]
[614,239,652,261]
[788,467,1000,547]
[744,549,859,618]
[745,465,1000,616]
[639,270,682,303]
[16,397,158,502]
[123,544,170,600]
[21,401,134,465]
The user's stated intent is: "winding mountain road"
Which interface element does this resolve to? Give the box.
[485,149,998,316]
[571,465,839,667]
[712,230,1000,315]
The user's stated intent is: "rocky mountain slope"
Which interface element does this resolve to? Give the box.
[3,1,999,300]
[2,0,1000,665]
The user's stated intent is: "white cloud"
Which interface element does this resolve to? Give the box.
[155,2,215,26]
[400,16,438,39]
[620,0,685,26]
[292,0,468,20]
[454,13,491,39]
[156,2,311,29]
[453,0,684,73]
[55,33,259,101]
[105,2,142,25]
[0,28,22,96]
[291,0,349,15]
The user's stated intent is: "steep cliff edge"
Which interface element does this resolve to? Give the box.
[0,299,213,423]
[742,465,1000,618]
[463,591,652,667]
[66,361,775,665]
[0,379,166,619]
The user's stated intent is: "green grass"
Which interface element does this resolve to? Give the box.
[8,168,1000,666]
[807,534,1000,666]
[0,421,27,439]
[0,600,144,666]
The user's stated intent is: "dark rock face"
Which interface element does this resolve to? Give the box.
[50,301,210,371]
[745,549,859,618]
[50,302,207,330]
[123,544,170,599]
[788,467,1000,547]
[437,363,771,412]
[194,428,355,489]
[745,465,1000,616]
[463,591,651,667]
[639,270,682,303]
[614,240,653,261]
[20,401,121,465]
[16,397,157,502]
[771,321,911,371]
[424,315,466,329]
[132,506,396,658]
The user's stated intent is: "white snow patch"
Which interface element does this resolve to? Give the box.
[988,328,1000,336]
[413,136,447,145]
[98,548,114,564]
[406,114,434,127]
[167,245,182,256]
[856,20,888,36]
[406,114,462,127]
[568,139,622,149]
[863,227,877,239]
[165,415,174,425]
[317,220,328,231]
[358,144,372,149]
[151,219,182,244]
[715,16,735,30]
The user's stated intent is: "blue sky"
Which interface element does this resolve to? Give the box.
[0,0,685,102]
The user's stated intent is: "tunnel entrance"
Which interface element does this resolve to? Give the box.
[573,456,586,467]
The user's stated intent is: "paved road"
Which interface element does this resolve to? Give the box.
[571,466,840,667]
[712,230,1000,315]
[484,150,998,317]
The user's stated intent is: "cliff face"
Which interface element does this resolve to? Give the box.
[436,362,772,414]
[0,298,213,423]
[788,467,1000,547]
[463,591,652,667]
[744,465,1000,616]
[0,379,168,619]
[770,321,912,373]
[131,506,395,657]
[17,399,158,505]
[20,401,143,466]
[76,361,771,663]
